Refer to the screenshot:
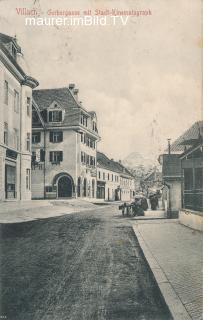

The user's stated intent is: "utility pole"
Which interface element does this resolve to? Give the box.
[167,139,171,155]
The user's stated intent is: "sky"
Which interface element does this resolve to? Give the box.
[0,0,202,162]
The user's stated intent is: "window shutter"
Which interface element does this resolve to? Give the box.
[49,152,52,162]
[60,131,63,142]
[49,111,52,122]
[60,151,63,162]
[40,149,45,162]
[50,132,53,142]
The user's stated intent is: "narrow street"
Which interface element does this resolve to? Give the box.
[0,206,172,320]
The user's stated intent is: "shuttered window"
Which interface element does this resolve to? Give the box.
[50,131,63,143]
[49,111,62,122]
[49,151,63,163]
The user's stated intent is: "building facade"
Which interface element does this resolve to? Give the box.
[97,152,135,201]
[0,33,38,201]
[31,85,99,199]
[159,121,203,218]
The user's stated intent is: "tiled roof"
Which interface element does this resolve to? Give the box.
[97,151,133,178]
[33,88,99,134]
[169,121,203,154]
[33,88,79,111]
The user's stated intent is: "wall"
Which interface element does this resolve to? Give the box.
[179,210,203,232]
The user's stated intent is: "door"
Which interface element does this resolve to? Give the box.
[5,165,16,199]
[58,176,72,198]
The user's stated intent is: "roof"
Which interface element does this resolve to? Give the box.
[33,88,79,111]
[97,151,133,178]
[33,88,99,135]
[169,121,203,154]
[0,33,38,88]
[0,33,21,52]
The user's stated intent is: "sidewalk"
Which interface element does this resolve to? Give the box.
[0,199,99,223]
[133,219,203,320]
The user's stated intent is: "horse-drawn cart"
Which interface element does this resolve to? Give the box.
[119,195,148,217]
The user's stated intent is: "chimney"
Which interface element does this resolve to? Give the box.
[73,88,79,101]
[69,83,75,90]
[111,158,114,161]
[119,160,122,164]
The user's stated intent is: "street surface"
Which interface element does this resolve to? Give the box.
[0,205,172,320]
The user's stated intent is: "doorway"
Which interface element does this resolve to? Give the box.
[58,176,73,198]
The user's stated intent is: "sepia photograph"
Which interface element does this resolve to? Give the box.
[0,0,202,319]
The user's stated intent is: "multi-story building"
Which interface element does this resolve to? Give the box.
[0,33,38,201]
[97,152,135,201]
[31,84,100,199]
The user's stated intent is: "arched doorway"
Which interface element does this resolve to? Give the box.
[58,176,73,198]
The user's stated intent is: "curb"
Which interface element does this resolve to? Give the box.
[132,224,192,320]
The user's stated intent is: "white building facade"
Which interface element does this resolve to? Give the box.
[31,84,100,199]
[97,152,135,201]
[0,33,38,201]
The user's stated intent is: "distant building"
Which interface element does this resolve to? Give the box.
[97,152,135,201]
[31,84,100,199]
[0,33,38,201]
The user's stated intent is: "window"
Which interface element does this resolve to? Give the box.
[26,133,31,151]
[112,174,113,181]
[4,122,8,145]
[4,81,8,105]
[93,121,97,132]
[50,131,63,143]
[13,128,19,150]
[108,173,109,180]
[184,168,193,190]
[14,90,19,112]
[32,132,41,144]
[86,154,90,165]
[49,110,62,122]
[98,171,101,179]
[27,97,31,116]
[195,168,203,190]
[81,151,86,164]
[80,114,88,127]
[26,169,31,190]
[49,151,63,163]
[103,172,105,180]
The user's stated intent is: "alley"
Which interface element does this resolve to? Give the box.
[0,205,172,320]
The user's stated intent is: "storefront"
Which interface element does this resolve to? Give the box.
[97,181,105,199]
